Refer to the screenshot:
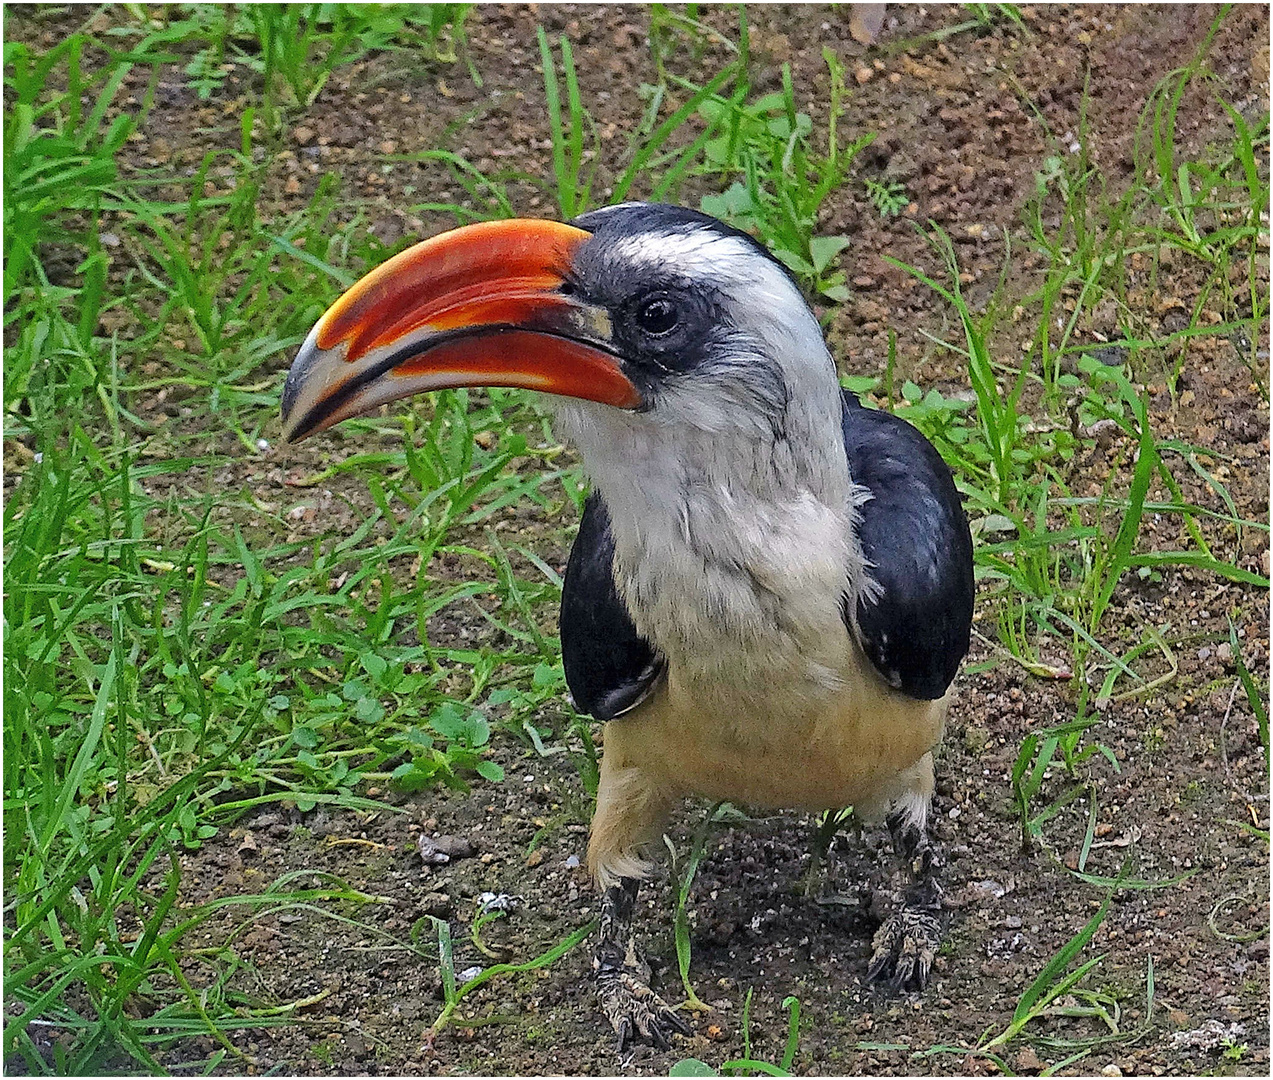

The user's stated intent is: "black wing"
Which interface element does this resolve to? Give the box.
[841,392,974,700]
[560,492,665,721]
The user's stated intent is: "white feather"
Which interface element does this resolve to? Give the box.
[551,225,877,714]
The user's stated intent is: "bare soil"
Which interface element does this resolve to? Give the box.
[10,4,1269,1076]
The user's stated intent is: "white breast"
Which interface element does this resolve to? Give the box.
[553,395,874,710]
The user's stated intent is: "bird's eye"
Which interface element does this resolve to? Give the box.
[636,296,679,336]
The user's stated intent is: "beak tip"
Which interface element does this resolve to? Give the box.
[280,334,331,444]
[278,406,313,445]
[280,346,312,420]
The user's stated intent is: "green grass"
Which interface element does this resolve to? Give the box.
[863,10,1269,855]
[974,867,1161,1069]
[424,913,597,1041]
[3,8,570,1071]
[695,42,875,303]
[537,23,741,218]
[3,3,1267,1073]
[671,989,803,1077]
[666,802,741,1013]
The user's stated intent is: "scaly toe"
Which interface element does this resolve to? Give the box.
[867,908,941,991]
[598,966,691,1051]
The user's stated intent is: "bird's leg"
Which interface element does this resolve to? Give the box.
[593,875,691,1051]
[867,754,943,990]
[866,804,943,989]
[588,749,687,1050]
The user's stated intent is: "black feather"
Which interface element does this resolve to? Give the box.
[560,493,665,721]
[841,392,975,700]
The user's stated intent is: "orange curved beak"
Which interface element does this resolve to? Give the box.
[280,218,640,443]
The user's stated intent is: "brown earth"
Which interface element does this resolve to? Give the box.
[8,4,1270,1076]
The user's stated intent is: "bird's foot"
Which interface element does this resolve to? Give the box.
[594,941,691,1051]
[866,905,942,991]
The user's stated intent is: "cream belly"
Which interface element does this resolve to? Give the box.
[614,642,944,810]
[588,636,948,885]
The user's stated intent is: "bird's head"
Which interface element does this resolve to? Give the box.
[280,203,841,450]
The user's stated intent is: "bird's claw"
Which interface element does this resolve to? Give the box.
[866,907,941,991]
[597,965,692,1051]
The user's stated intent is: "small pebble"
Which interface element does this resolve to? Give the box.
[458,965,483,982]
[256,438,270,452]
[962,726,991,753]
[478,892,523,914]
[1101,1066,1122,1077]
[417,836,450,865]
[565,854,580,869]
[420,891,452,917]
[433,835,477,859]
[1013,1046,1042,1073]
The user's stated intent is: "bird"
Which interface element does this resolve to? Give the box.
[281,202,975,1051]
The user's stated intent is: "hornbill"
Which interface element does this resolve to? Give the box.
[281,203,974,1049]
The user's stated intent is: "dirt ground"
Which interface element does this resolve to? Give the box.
[11,3,1269,1076]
